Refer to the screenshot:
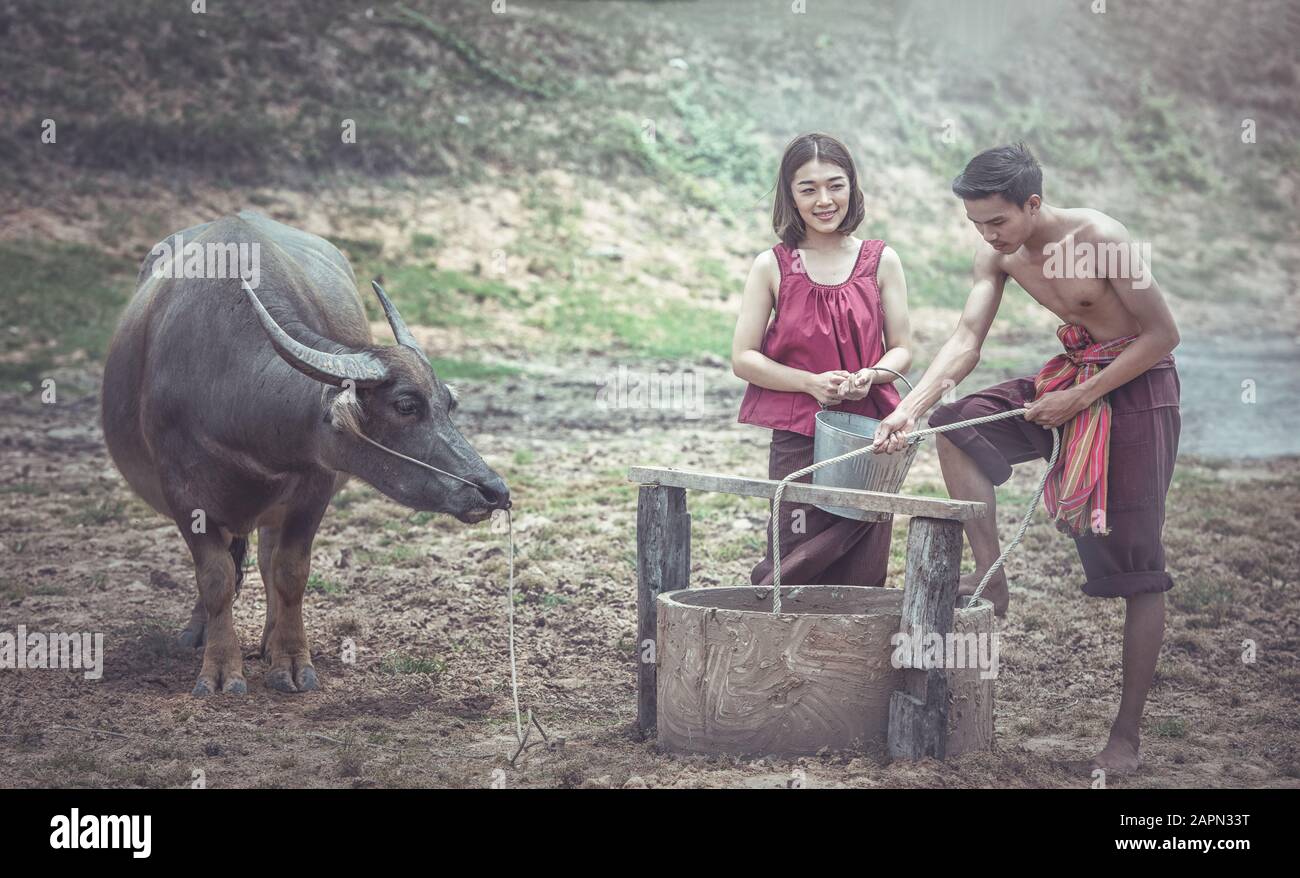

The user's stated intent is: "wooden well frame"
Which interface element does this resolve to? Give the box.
[629,465,992,760]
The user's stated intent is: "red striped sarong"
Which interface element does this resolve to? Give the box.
[1032,324,1171,536]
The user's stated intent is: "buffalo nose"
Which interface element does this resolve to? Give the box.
[477,478,511,509]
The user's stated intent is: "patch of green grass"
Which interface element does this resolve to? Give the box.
[959,91,1103,193]
[1172,576,1234,627]
[331,236,384,261]
[383,544,425,568]
[1114,75,1215,194]
[64,497,128,527]
[0,577,67,600]
[0,482,48,496]
[379,651,443,677]
[1151,717,1190,739]
[603,81,772,212]
[358,264,523,332]
[409,232,439,255]
[331,489,365,511]
[1170,467,1222,491]
[0,241,135,390]
[867,72,971,181]
[543,289,734,360]
[326,730,369,780]
[994,489,1036,510]
[307,573,346,595]
[695,257,733,296]
[905,482,949,500]
[1019,609,1047,632]
[36,750,100,782]
[690,493,749,522]
[903,243,975,310]
[650,82,769,194]
[429,357,521,381]
[713,533,764,564]
[387,4,559,99]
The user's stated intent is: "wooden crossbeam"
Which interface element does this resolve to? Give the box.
[628,465,985,522]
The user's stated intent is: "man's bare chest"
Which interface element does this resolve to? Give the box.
[1010,267,1114,324]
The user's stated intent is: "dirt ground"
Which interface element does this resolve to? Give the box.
[1,352,1296,789]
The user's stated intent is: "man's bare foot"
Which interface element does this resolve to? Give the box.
[1090,734,1141,774]
[958,571,1008,617]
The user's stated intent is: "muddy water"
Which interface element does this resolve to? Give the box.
[1173,332,1300,459]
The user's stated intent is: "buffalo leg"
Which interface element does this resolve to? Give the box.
[178,595,206,650]
[188,533,246,696]
[258,525,281,660]
[264,532,319,693]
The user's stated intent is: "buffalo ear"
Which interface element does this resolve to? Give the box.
[242,280,388,386]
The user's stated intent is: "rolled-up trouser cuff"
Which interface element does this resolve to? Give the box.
[1080,569,1174,599]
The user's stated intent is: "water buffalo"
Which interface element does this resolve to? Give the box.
[102,211,510,696]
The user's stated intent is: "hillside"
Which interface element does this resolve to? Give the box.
[2,0,1297,393]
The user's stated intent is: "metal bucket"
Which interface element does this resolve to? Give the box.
[812,368,918,522]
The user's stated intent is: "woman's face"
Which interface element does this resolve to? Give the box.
[790,158,851,235]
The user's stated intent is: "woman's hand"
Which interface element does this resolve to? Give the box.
[870,406,915,454]
[805,370,852,406]
[836,368,877,401]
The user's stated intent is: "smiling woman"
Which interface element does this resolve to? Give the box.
[731,132,914,588]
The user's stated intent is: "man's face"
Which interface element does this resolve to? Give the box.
[963,194,1039,253]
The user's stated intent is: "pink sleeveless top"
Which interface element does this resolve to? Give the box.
[738,239,902,437]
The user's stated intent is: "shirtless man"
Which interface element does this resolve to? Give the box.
[871,143,1181,773]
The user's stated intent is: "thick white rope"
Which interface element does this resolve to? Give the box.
[770,407,1060,613]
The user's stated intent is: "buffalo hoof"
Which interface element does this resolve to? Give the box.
[192,674,248,696]
[267,667,299,693]
[178,626,205,650]
[296,666,320,692]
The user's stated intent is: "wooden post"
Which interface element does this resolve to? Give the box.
[888,516,963,760]
[636,485,690,735]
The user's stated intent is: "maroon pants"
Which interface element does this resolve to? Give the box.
[750,429,893,587]
[928,365,1181,598]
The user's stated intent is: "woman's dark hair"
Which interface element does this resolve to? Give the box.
[772,133,865,250]
[951,142,1043,207]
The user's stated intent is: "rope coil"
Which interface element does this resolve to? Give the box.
[770,407,1060,613]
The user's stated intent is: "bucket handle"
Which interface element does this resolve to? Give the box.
[870,366,914,394]
[819,365,914,409]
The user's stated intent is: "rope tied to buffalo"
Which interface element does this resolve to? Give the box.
[327,384,543,759]
[769,408,1061,613]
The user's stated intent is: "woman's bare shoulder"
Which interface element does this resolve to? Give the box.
[751,247,782,285]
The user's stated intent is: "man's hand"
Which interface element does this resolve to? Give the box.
[870,406,915,454]
[835,368,876,401]
[806,370,852,406]
[1024,387,1088,429]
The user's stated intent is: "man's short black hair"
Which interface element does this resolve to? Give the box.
[951,143,1042,207]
